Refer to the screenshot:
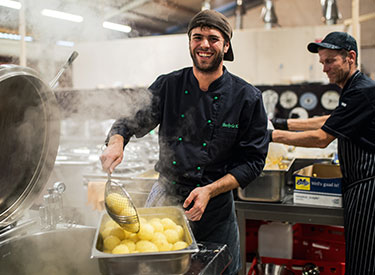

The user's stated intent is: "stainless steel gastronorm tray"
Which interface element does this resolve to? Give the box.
[91,206,199,275]
[238,158,295,202]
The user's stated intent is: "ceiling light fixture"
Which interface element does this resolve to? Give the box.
[41,9,83,23]
[0,32,32,41]
[103,21,131,33]
[0,0,21,10]
[56,40,75,47]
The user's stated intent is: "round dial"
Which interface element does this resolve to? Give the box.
[321,90,340,110]
[262,89,279,105]
[279,90,298,109]
[300,92,318,110]
[262,89,279,119]
[289,107,309,119]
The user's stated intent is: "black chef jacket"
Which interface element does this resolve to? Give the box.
[322,70,375,190]
[108,67,268,190]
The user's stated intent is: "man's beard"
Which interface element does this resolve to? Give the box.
[190,46,224,73]
[333,60,351,87]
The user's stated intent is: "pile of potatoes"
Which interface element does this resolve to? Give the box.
[100,216,189,254]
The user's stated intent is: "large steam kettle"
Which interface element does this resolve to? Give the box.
[0,64,61,228]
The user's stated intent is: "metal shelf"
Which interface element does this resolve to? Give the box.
[235,199,344,275]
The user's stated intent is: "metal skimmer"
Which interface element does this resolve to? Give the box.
[104,173,140,233]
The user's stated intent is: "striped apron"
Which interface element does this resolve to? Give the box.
[339,139,375,275]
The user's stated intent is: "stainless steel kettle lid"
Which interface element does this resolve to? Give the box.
[0,65,60,227]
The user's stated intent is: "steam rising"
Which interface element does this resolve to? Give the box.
[0,0,144,81]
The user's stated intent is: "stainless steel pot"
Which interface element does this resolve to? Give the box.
[0,65,60,227]
[0,227,101,275]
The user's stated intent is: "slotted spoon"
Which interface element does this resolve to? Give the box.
[104,173,140,233]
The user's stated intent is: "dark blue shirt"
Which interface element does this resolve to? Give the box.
[322,71,375,189]
[108,67,269,189]
[322,71,375,152]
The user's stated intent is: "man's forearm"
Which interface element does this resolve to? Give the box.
[287,115,330,131]
[272,128,335,148]
[204,173,240,199]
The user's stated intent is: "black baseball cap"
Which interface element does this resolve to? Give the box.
[187,9,234,61]
[307,31,358,54]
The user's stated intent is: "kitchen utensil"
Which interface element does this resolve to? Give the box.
[104,173,140,233]
[257,263,294,275]
[49,51,79,88]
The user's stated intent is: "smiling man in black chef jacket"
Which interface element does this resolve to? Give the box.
[270,31,375,275]
[100,9,269,275]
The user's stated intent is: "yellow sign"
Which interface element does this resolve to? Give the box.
[295,176,311,190]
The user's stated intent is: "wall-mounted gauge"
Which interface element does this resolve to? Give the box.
[262,89,279,105]
[262,89,279,119]
[299,92,318,110]
[279,90,298,109]
[289,107,309,119]
[321,90,340,110]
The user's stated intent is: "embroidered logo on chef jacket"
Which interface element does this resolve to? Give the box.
[222,122,239,129]
[295,177,311,190]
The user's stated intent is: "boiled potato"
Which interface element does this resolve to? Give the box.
[106,193,129,215]
[120,207,136,217]
[103,235,121,251]
[136,240,158,253]
[128,233,139,243]
[151,232,167,243]
[101,227,114,239]
[102,213,189,254]
[123,223,140,233]
[104,219,120,229]
[121,240,136,252]
[163,229,179,244]
[112,244,130,254]
[149,218,164,232]
[137,223,154,241]
[123,229,132,239]
[153,238,173,252]
[175,225,184,239]
[173,241,188,250]
[161,218,177,230]
[110,227,125,240]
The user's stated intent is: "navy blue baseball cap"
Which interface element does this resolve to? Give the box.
[307,31,357,55]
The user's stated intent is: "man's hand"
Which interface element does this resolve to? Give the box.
[183,174,239,221]
[100,134,124,173]
[183,187,210,221]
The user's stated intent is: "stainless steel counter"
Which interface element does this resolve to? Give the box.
[235,198,344,275]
